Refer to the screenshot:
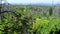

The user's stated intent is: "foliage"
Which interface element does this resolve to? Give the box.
[0,6,60,34]
[32,17,60,34]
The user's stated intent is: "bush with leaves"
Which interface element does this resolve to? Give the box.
[0,11,33,34]
[0,6,60,34]
[32,17,60,34]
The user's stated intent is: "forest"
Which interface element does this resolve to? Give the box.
[0,5,60,34]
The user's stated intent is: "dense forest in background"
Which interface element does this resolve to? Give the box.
[0,4,60,34]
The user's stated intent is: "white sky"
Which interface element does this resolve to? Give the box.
[5,0,60,4]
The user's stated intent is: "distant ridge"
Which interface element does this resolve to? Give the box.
[0,2,60,6]
[9,3,60,6]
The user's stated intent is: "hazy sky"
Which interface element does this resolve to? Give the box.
[3,0,60,4]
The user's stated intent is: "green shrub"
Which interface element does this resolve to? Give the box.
[0,11,33,34]
[32,17,60,34]
[0,6,60,34]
